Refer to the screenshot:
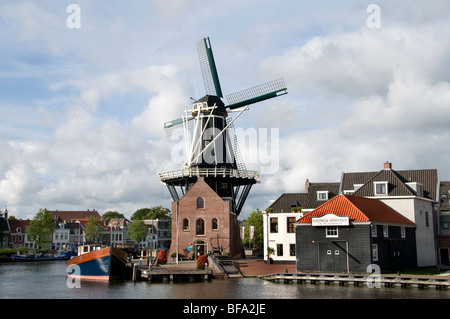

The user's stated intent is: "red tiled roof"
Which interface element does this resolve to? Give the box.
[8,219,30,231]
[297,195,415,226]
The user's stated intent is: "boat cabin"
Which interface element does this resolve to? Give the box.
[77,244,107,256]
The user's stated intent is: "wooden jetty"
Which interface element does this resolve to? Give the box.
[259,272,450,290]
[131,261,213,283]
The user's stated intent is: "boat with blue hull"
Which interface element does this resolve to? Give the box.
[67,244,128,281]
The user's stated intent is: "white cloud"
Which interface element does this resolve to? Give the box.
[1,1,450,220]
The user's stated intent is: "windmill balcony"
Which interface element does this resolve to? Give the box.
[158,167,260,184]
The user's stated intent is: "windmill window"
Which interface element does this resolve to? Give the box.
[182,218,190,231]
[196,219,205,236]
[212,218,218,230]
[197,197,205,209]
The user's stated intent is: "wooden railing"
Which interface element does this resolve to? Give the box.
[158,167,260,183]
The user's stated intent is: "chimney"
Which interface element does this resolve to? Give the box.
[384,161,392,170]
[305,179,311,193]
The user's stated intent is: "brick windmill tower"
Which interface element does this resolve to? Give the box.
[159,37,287,259]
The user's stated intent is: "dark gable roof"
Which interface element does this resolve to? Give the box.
[343,168,439,201]
[268,193,308,213]
[267,182,340,213]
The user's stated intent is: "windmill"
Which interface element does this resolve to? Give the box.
[158,37,287,216]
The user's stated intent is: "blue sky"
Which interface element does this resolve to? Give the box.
[1,0,450,219]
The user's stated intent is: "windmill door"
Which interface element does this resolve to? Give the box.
[319,241,348,273]
[194,240,207,257]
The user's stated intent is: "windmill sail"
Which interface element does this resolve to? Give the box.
[197,37,223,98]
[226,78,287,109]
[159,37,287,219]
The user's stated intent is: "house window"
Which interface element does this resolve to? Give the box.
[406,182,424,197]
[196,219,205,235]
[372,244,379,261]
[325,226,338,238]
[383,225,389,238]
[371,224,377,237]
[317,191,329,201]
[374,182,388,196]
[197,197,205,209]
[287,217,296,233]
[270,218,278,233]
[212,218,218,230]
[290,244,296,256]
[277,244,283,256]
[182,218,189,230]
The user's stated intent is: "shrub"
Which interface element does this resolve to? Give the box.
[196,255,208,269]
[156,250,168,265]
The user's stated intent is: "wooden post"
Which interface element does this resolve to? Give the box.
[132,264,137,281]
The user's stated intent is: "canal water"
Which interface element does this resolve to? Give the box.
[1,260,449,299]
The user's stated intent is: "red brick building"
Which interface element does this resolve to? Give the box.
[169,178,243,259]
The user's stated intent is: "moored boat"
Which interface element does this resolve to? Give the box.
[11,252,68,262]
[67,244,128,281]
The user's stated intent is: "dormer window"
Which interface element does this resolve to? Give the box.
[317,191,329,201]
[406,182,423,197]
[374,182,388,196]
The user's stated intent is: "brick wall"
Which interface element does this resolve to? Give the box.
[169,178,244,259]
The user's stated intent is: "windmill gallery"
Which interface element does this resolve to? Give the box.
[159,37,287,259]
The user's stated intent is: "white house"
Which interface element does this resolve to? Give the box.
[263,181,340,263]
[341,162,440,267]
[264,162,440,268]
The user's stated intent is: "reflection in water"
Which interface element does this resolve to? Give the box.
[0,261,449,299]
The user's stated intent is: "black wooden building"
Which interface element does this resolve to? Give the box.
[296,195,417,273]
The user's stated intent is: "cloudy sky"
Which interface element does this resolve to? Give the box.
[1,0,449,220]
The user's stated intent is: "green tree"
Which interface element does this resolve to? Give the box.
[26,208,55,250]
[102,211,124,224]
[127,220,148,243]
[243,209,263,253]
[131,206,170,220]
[84,216,104,243]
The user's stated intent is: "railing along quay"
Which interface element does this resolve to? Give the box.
[259,272,450,290]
